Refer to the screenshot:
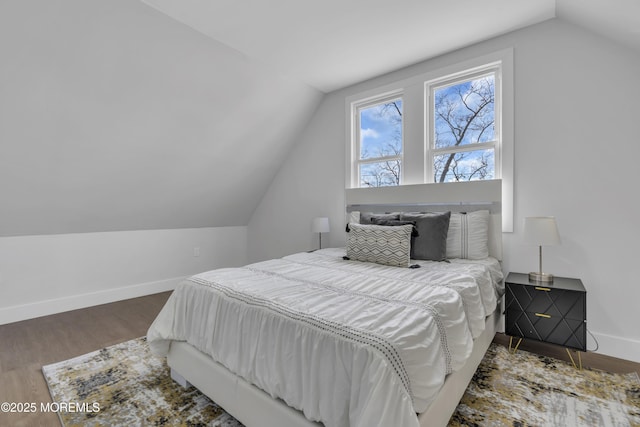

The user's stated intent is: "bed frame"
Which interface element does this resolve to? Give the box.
[167,180,503,427]
[168,306,500,427]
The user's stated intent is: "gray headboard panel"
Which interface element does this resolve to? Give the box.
[345,180,502,260]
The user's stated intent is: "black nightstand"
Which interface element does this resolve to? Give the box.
[505,272,587,367]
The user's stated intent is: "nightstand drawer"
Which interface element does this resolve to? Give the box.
[506,284,585,321]
[505,309,586,350]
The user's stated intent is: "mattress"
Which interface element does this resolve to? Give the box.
[147,248,503,427]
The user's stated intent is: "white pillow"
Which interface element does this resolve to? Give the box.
[348,211,360,224]
[446,210,490,260]
[346,223,413,267]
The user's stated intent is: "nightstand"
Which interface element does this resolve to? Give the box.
[505,272,587,367]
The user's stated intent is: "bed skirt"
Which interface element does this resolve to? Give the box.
[166,305,501,427]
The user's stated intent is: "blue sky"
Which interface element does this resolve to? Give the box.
[357,77,496,183]
[433,75,495,149]
[433,75,496,181]
[359,99,402,159]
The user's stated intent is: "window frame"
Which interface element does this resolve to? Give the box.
[350,90,405,188]
[425,64,502,183]
[345,49,513,231]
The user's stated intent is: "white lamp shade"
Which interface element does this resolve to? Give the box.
[311,217,330,233]
[523,216,561,246]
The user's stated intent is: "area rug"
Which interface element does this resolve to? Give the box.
[42,337,242,427]
[450,344,640,426]
[42,337,640,427]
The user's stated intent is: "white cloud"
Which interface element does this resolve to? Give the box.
[360,128,379,141]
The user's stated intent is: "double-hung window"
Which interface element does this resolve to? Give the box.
[426,65,500,183]
[346,49,513,230]
[353,94,403,188]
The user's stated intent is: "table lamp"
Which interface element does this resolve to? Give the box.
[311,217,330,250]
[524,216,561,282]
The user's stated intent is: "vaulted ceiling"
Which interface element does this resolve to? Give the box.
[1,0,638,236]
[0,0,322,236]
[142,0,640,93]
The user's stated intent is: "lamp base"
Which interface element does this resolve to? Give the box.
[529,272,554,283]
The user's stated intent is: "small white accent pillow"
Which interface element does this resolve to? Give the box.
[346,223,413,267]
[446,210,490,260]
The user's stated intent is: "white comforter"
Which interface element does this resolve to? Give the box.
[147,248,502,427]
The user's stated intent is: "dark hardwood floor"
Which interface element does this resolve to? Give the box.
[0,291,172,427]
[0,292,638,426]
[492,333,640,374]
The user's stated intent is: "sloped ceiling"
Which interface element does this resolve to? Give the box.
[141,0,640,92]
[556,0,640,52]
[141,0,558,93]
[2,0,638,237]
[0,0,322,236]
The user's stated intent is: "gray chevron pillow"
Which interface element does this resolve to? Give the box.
[346,223,413,267]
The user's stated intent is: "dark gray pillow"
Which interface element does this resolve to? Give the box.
[360,212,399,224]
[399,212,451,261]
[370,219,419,237]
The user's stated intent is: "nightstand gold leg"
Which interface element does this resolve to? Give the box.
[579,350,582,370]
[566,348,582,370]
[509,336,523,354]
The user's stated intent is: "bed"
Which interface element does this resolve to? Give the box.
[147,182,504,427]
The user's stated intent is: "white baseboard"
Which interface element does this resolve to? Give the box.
[0,276,184,326]
[590,331,640,364]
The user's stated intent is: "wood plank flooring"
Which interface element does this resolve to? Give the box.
[0,291,171,427]
[492,332,640,374]
[0,292,638,426]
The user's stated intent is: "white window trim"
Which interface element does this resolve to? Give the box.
[350,90,404,189]
[345,49,513,231]
[425,63,502,184]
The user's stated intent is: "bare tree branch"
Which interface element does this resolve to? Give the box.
[434,76,495,182]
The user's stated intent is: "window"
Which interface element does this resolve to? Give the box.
[354,94,403,187]
[345,48,514,232]
[427,67,500,183]
[346,49,513,231]
[348,62,503,189]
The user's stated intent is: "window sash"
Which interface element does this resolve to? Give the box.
[359,160,402,188]
[425,65,501,184]
[431,140,496,155]
[353,92,404,187]
[432,147,496,182]
[358,154,402,164]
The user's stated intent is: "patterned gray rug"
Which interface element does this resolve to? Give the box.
[450,344,640,426]
[42,337,640,426]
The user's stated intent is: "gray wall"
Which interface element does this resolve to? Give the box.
[0,0,322,236]
[248,18,640,362]
[0,0,319,322]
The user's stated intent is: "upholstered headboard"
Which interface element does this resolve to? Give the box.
[345,180,502,260]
